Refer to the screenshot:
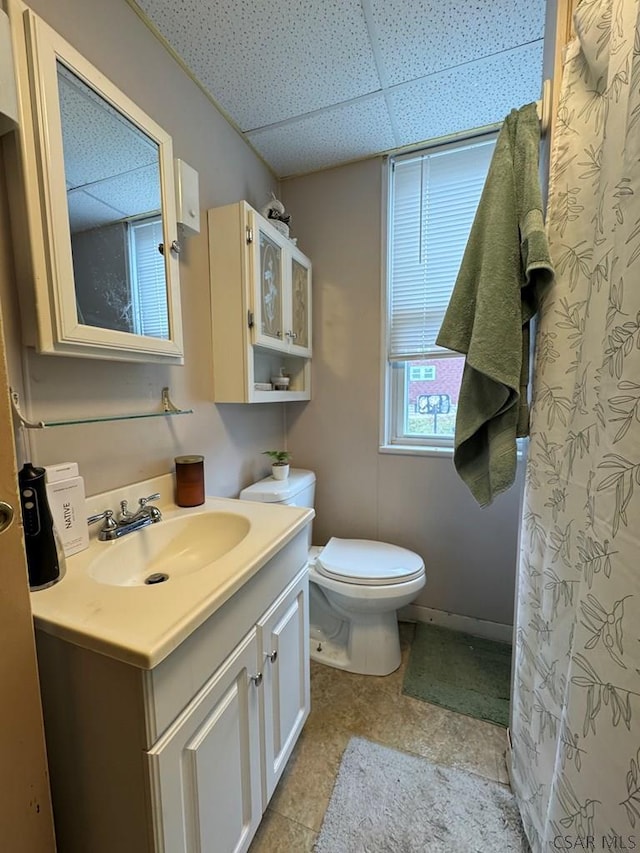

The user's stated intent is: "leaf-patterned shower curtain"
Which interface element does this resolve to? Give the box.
[510,0,640,849]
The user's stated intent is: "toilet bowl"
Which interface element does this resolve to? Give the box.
[239,469,426,676]
[308,538,425,675]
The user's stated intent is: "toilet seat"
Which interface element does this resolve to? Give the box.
[315,537,424,586]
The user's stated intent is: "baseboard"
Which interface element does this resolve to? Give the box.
[398,603,514,645]
[505,727,514,788]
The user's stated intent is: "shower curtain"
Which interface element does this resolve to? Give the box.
[510,0,640,849]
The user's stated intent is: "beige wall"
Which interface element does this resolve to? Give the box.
[2,0,283,500]
[282,158,525,626]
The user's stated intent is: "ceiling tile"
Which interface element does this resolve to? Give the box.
[68,192,128,233]
[389,41,544,148]
[368,0,546,86]
[84,165,161,216]
[59,65,157,189]
[68,163,161,231]
[134,0,381,130]
[246,96,396,177]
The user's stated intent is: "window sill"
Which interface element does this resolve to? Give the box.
[379,443,454,459]
[379,440,528,460]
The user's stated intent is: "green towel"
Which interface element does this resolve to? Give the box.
[436,103,554,507]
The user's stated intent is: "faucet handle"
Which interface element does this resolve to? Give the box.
[138,493,162,523]
[87,509,118,531]
[138,493,161,508]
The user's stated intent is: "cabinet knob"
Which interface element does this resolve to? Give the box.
[265,650,278,664]
[286,331,298,341]
[250,672,263,687]
[158,240,181,256]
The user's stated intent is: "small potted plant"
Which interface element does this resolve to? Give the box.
[263,450,292,480]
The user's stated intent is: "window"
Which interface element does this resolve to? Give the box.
[409,365,435,381]
[128,216,169,339]
[384,133,497,448]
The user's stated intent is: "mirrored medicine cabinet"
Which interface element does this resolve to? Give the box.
[5,1,184,362]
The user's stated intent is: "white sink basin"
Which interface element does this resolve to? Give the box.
[88,511,251,587]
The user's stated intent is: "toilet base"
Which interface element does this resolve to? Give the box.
[309,609,402,676]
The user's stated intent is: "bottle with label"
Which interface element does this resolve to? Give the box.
[18,462,66,590]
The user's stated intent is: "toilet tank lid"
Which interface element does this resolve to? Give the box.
[238,468,316,502]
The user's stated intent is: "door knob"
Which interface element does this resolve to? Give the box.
[0,501,15,534]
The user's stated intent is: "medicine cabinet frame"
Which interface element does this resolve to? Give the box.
[5,1,184,363]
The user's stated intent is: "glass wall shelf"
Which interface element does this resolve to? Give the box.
[10,387,192,429]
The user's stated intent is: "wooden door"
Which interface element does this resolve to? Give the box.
[0,266,56,848]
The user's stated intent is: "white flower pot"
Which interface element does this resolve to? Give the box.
[272,463,289,480]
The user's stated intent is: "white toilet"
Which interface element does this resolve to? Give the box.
[239,469,425,676]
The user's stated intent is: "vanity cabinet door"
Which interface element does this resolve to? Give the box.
[147,629,262,853]
[258,572,310,804]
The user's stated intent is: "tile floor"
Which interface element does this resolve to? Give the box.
[249,623,511,852]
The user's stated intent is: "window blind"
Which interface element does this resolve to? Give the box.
[129,217,170,339]
[388,136,497,361]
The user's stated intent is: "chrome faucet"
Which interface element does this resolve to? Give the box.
[88,493,162,541]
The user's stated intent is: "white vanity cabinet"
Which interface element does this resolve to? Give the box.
[34,533,310,853]
[147,572,309,853]
[208,202,312,403]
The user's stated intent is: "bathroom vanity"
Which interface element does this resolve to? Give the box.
[30,475,313,853]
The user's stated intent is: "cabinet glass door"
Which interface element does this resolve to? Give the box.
[289,254,311,356]
[255,225,284,349]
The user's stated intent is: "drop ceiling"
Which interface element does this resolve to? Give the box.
[59,65,160,232]
[130,0,546,178]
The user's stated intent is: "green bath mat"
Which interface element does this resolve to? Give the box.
[403,623,512,727]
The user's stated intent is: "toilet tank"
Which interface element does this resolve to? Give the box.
[239,469,316,508]
[239,469,316,547]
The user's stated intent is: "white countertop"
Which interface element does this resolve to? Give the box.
[30,474,313,669]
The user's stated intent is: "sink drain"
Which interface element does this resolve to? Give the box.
[144,572,169,585]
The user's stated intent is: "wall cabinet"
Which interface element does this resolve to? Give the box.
[35,534,310,853]
[6,2,185,363]
[208,202,312,402]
